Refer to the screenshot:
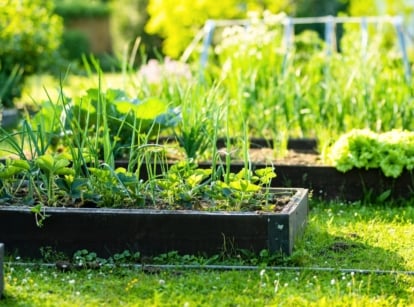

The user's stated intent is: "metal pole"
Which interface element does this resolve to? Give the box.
[282,17,294,74]
[360,17,368,60]
[199,20,216,78]
[394,16,411,83]
[324,16,336,56]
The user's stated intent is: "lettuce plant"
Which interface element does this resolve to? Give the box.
[329,129,414,178]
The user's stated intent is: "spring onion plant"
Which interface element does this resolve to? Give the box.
[204,12,414,152]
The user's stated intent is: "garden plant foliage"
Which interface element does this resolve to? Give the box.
[204,11,412,148]
[0,0,63,107]
[330,129,414,178]
[145,0,291,58]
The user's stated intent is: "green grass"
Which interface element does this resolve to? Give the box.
[1,201,413,306]
[294,201,414,271]
[2,265,411,306]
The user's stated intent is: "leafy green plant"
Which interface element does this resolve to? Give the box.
[329,129,414,178]
[173,83,223,160]
[207,166,277,211]
[87,166,144,208]
[154,161,212,209]
[204,11,413,153]
[35,153,75,206]
[0,0,63,107]
[0,159,31,202]
[54,0,111,18]
[28,86,176,162]
[0,145,280,213]
[145,0,291,58]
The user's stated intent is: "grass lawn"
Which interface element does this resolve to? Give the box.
[1,200,413,306]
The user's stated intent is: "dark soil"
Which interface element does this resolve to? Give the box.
[248,148,323,165]
[217,148,324,166]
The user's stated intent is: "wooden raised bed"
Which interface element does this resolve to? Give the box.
[0,188,308,259]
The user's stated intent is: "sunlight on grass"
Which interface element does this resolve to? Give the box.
[295,202,414,272]
[2,263,413,306]
[1,202,413,306]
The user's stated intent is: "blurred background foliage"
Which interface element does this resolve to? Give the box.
[0,0,63,107]
[1,0,413,109]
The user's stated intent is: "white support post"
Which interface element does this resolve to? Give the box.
[195,15,409,81]
[199,20,216,76]
[394,16,411,83]
[282,17,294,74]
[324,16,336,56]
[360,17,368,59]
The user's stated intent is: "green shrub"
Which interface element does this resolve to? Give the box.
[348,0,414,16]
[145,0,292,58]
[0,0,63,108]
[145,0,350,59]
[54,0,110,18]
[60,30,91,61]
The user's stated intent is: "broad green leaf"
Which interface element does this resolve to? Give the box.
[54,158,70,170]
[229,179,260,192]
[135,97,168,119]
[115,101,135,114]
[55,167,75,176]
[9,159,30,171]
[255,167,276,184]
[0,166,25,178]
[187,174,204,187]
[35,154,55,172]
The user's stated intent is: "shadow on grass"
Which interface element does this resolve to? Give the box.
[290,221,410,272]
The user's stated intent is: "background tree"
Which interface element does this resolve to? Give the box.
[144,0,355,59]
[145,0,294,58]
[0,0,63,108]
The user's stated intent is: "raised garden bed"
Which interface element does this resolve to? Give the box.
[128,162,413,202]
[117,134,414,202]
[225,163,414,201]
[0,188,308,259]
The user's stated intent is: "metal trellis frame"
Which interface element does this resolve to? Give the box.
[182,15,411,82]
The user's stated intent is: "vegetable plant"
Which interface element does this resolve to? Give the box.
[329,129,414,178]
[0,79,281,214]
[204,12,414,152]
